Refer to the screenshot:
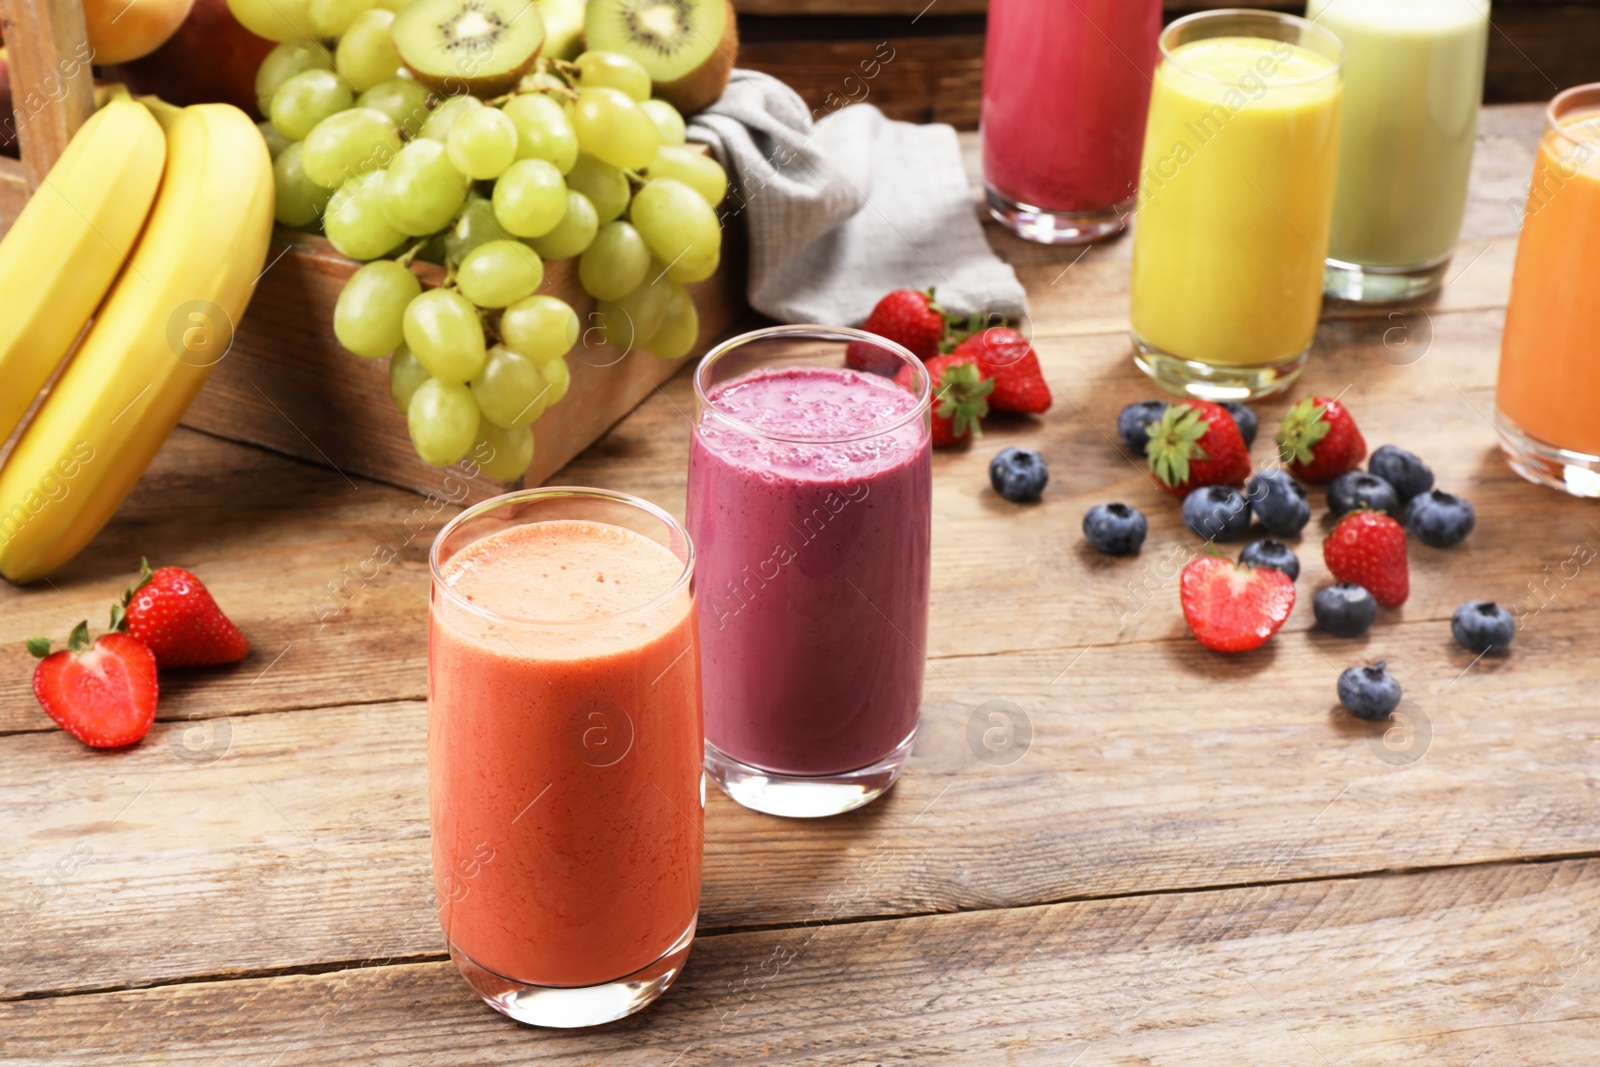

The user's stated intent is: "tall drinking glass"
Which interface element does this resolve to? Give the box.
[1128,10,1344,400]
[1310,0,1490,302]
[981,0,1162,244]
[429,488,702,1027]
[1495,84,1600,496]
[687,326,932,818]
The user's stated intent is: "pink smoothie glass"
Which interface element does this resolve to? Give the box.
[686,326,933,818]
[981,0,1162,244]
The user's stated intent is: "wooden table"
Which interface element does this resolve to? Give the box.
[4,105,1597,1063]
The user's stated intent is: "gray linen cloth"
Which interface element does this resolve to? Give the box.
[687,70,1028,328]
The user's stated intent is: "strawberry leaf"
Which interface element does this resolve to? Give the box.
[1276,398,1331,466]
[25,636,51,659]
[934,362,993,440]
[66,620,92,654]
[1146,404,1213,488]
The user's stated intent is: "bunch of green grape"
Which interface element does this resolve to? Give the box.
[255,32,728,482]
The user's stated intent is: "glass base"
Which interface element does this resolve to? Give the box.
[448,916,696,1028]
[704,729,917,818]
[1496,410,1600,498]
[1131,331,1307,401]
[985,184,1131,245]
[1324,254,1451,303]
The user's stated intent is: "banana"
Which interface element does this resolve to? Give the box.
[0,99,166,447]
[0,103,274,583]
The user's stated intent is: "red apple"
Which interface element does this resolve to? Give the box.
[109,0,276,116]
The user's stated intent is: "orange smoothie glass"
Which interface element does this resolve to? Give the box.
[1496,83,1600,496]
[428,488,702,1027]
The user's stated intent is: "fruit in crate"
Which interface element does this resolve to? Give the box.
[254,19,731,480]
[83,0,195,64]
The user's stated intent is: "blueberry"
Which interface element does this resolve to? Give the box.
[1221,401,1258,447]
[989,447,1049,503]
[1368,445,1433,503]
[1452,601,1516,653]
[1314,583,1378,638]
[1246,469,1310,537]
[1405,489,1476,548]
[1182,485,1252,542]
[1327,471,1399,518]
[1117,400,1168,452]
[1083,502,1147,555]
[1239,538,1300,580]
[1337,661,1403,721]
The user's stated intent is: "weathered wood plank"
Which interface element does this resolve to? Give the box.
[4,859,1598,1064]
[5,585,1599,996]
[0,0,95,187]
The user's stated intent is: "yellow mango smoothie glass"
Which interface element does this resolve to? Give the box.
[1310,0,1490,302]
[1129,10,1343,400]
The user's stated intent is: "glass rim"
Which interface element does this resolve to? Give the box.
[692,324,933,446]
[1545,82,1600,153]
[1160,8,1344,88]
[428,485,695,629]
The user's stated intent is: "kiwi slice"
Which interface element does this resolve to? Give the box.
[584,0,737,115]
[391,0,546,97]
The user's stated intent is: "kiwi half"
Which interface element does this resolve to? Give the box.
[391,0,546,97]
[584,0,737,115]
[536,0,586,60]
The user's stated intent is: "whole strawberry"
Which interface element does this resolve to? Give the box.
[847,288,948,372]
[28,622,158,748]
[1179,555,1296,652]
[1324,512,1409,608]
[897,353,992,447]
[1277,396,1366,483]
[1146,400,1252,496]
[116,559,249,668]
[951,327,1052,414]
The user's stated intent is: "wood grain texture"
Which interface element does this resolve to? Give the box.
[0,0,94,186]
[4,860,1599,1064]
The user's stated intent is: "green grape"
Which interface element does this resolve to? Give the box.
[272,142,334,227]
[324,170,405,259]
[407,379,480,466]
[593,269,670,351]
[471,421,535,482]
[538,354,571,404]
[358,79,433,138]
[258,120,293,160]
[578,221,651,300]
[501,93,578,173]
[301,108,400,189]
[270,69,353,142]
[456,240,543,308]
[380,138,469,236]
[528,190,598,260]
[491,158,567,238]
[420,94,482,142]
[309,0,376,37]
[447,105,517,179]
[574,50,652,102]
[229,0,314,42]
[501,294,579,363]
[403,288,487,382]
[640,99,686,146]
[334,259,421,357]
[470,345,549,429]
[335,9,402,93]
[631,178,721,283]
[414,234,449,265]
[646,144,726,206]
[563,154,629,224]
[389,345,431,412]
[567,87,659,170]
[443,194,515,263]
[644,282,698,360]
[256,40,333,116]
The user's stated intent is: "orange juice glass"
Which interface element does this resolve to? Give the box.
[1496,84,1600,496]
[429,487,701,1027]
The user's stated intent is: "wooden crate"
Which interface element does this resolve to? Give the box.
[0,0,747,503]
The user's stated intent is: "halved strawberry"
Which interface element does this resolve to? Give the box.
[28,622,158,748]
[116,559,249,668]
[1179,555,1296,652]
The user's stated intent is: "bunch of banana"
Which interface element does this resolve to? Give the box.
[0,99,274,584]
